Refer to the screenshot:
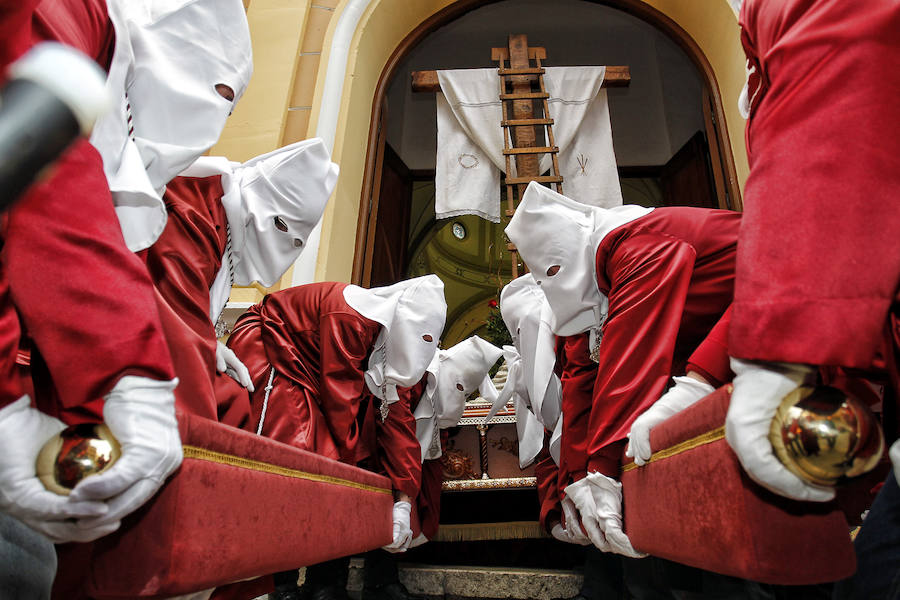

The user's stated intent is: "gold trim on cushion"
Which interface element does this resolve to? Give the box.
[621,426,726,473]
[182,445,392,495]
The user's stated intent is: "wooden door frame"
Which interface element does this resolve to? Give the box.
[351,0,742,284]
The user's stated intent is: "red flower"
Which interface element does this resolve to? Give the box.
[488,299,498,308]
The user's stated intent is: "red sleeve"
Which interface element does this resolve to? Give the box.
[318,312,381,464]
[32,0,112,68]
[143,176,226,338]
[1,0,111,72]
[686,304,733,388]
[2,140,175,411]
[0,1,38,68]
[558,333,594,485]
[375,383,423,499]
[534,450,561,534]
[587,231,696,476]
[0,252,24,407]
[417,457,443,540]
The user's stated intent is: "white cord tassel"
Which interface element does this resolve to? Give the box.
[256,367,276,435]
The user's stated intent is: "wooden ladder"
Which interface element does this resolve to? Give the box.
[493,34,562,278]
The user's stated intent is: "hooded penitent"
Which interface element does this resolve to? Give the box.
[504,181,651,337]
[414,336,503,460]
[91,0,253,251]
[343,275,447,414]
[181,138,339,324]
[485,275,562,467]
[495,275,561,426]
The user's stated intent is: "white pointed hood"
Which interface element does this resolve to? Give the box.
[91,0,253,251]
[484,345,553,469]
[182,139,338,324]
[344,275,447,405]
[414,336,503,460]
[548,415,562,466]
[515,393,546,469]
[493,274,561,428]
[504,181,651,336]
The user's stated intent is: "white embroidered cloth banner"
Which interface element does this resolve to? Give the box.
[435,66,623,222]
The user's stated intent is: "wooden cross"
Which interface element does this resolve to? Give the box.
[412,34,630,277]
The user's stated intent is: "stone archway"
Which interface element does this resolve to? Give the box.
[347,0,744,285]
[302,0,745,284]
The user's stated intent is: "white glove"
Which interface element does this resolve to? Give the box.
[559,496,590,545]
[550,522,568,543]
[216,341,254,392]
[626,375,715,466]
[564,477,605,551]
[69,376,183,527]
[564,473,646,558]
[890,439,900,485]
[382,500,412,553]
[549,498,591,546]
[725,358,834,502]
[0,397,119,543]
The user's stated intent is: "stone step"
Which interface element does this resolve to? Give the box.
[349,561,582,600]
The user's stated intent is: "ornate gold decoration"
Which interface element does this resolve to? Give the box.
[441,476,537,491]
[36,423,121,496]
[490,436,519,456]
[769,386,884,486]
[440,449,477,480]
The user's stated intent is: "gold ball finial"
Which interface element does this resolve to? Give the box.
[36,423,121,496]
[769,386,884,486]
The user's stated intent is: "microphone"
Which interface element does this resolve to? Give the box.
[0,42,110,211]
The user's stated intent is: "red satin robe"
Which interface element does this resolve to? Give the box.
[685,304,733,389]
[226,282,421,498]
[555,308,734,496]
[379,378,441,540]
[557,334,595,487]
[0,0,112,69]
[534,448,562,534]
[561,207,740,479]
[356,378,423,503]
[139,175,251,427]
[417,440,445,540]
[0,253,23,405]
[0,0,174,418]
[732,0,900,374]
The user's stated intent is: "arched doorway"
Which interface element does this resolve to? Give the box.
[353,0,741,347]
[334,0,744,570]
